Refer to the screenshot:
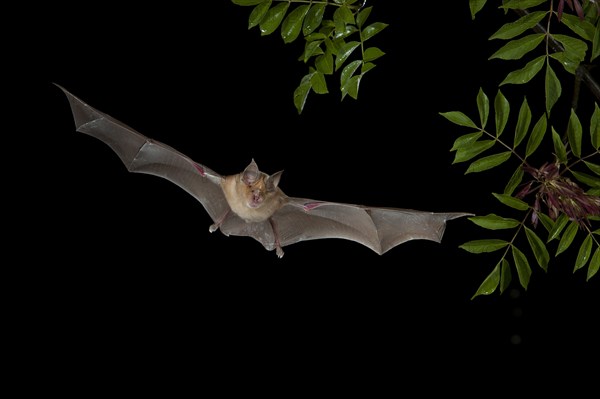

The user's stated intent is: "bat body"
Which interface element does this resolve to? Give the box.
[57,84,472,257]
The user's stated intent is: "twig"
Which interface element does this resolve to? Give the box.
[513,8,600,105]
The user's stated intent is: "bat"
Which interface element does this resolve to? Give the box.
[56,83,472,258]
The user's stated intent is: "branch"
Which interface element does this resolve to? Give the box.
[513,8,600,104]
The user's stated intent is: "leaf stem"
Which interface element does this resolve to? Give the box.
[513,8,600,103]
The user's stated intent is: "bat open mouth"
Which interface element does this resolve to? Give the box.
[248,193,263,208]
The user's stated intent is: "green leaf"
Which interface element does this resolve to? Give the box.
[361,62,376,74]
[325,33,341,54]
[525,114,547,158]
[588,188,600,196]
[341,74,361,100]
[512,245,532,290]
[552,127,568,164]
[248,0,272,29]
[548,213,569,242]
[514,97,532,147]
[310,71,328,94]
[356,6,372,28]
[306,32,327,42]
[465,151,512,173]
[471,262,500,299]
[504,164,524,195]
[281,4,310,43]
[340,59,361,88]
[460,239,510,253]
[363,47,385,62]
[232,0,266,5]
[571,170,600,188]
[560,13,596,41]
[591,103,600,149]
[334,4,354,26]
[469,0,487,19]
[500,55,545,85]
[489,33,545,60]
[550,52,579,75]
[334,24,358,40]
[333,9,345,36]
[469,213,520,229]
[439,111,478,129]
[453,140,495,164]
[593,18,600,62]
[490,11,547,40]
[552,34,588,74]
[315,51,334,74]
[584,161,600,176]
[492,192,529,210]
[303,3,326,36]
[333,6,354,37]
[302,40,324,62]
[545,63,562,116]
[588,247,600,281]
[361,22,388,41]
[293,73,312,114]
[500,258,512,294]
[538,212,555,233]
[556,220,579,256]
[574,234,593,272]
[494,90,510,137]
[477,88,489,129]
[553,32,587,56]
[500,0,548,10]
[567,108,583,158]
[259,2,289,36]
[450,132,483,151]
[524,226,550,271]
[335,41,360,70]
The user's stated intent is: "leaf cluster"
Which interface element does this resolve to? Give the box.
[232,0,388,113]
[441,0,600,298]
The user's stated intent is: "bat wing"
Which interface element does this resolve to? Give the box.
[227,197,471,255]
[56,84,229,225]
[58,84,471,257]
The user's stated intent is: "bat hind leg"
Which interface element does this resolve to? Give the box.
[269,218,284,258]
[209,210,230,233]
[276,246,284,258]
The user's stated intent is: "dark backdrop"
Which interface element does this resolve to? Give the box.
[14,0,599,392]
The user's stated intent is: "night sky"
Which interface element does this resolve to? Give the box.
[19,0,599,390]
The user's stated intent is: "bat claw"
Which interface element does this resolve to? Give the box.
[276,247,284,258]
[209,223,219,233]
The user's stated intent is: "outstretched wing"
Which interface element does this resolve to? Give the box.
[271,198,471,255]
[56,84,229,224]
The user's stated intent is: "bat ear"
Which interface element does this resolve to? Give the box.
[242,159,260,185]
[267,170,283,190]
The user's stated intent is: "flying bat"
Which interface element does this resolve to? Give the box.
[56,84,472,258]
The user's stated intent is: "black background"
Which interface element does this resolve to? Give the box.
[14,0,599,392]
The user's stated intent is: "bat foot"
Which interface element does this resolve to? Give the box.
[276,247,284,258]
[209,223,219,233]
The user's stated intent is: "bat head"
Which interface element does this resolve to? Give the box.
[240,159,283,209]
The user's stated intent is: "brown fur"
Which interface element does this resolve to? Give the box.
[221,171,287,223]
